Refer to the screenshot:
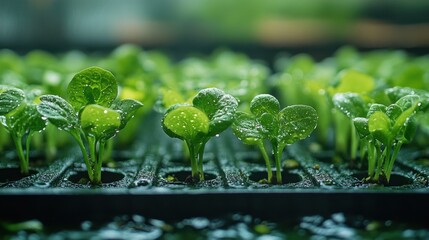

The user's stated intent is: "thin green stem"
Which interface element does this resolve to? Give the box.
[25,132,32,170]
[88,136,101,185]
[45,125,57,161]
[12,134,28,175]
[350,120,358,162]
[197,142,206,181]
[102,139,113,163]
[186,140,198,180]
[272,143,284,184]
[69,130,92,181]
[359,139,367,167]
[367,140,376,177]
[257,140,272,183]
[334,111,349,157]
[374,143,386,182]
[386,141,402,182]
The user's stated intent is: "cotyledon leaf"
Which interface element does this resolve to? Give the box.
[67,66,118,111]
[7,104,46,136]
[80,104,121,140]
[250,94,280,117]
[332,93,367,118]
[278,105,318,145]
[232,112,263,145]
[0,87,25,115]
[353,117,370,139]
[111,99,143,129]
[37,94,79,130]
[368,111,392,144]
[162,105,209,141]
[192,88,238,137]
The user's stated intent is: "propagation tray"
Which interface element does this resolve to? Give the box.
[1,113,429,225]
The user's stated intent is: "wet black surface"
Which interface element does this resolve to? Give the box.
[0,113,428,226]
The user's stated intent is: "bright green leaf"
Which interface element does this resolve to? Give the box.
[37,94,79,131]
[0,87,25,115]
[353,117,370,139]
[368,111,391,144]
[332,93,367,118]
[250,94,280,117]
[162,105,209,141]
[80,104,121,140]
[334,69,375,94]
[111,99,143,129]
[278,105,318,145]
[192,88,238,137]
[232,112,263,145]
[67,67,118,111]
[367,104,386,117]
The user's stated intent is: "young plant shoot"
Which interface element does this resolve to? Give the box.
[0,86,46,174]
[335,90,423,183]
[232,94,318,184]
[161,88,238,182]
[37,67,143,185]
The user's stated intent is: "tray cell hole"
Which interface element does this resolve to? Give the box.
[67,170,125,184]
[0,168,38,183]
[248,171,302,185]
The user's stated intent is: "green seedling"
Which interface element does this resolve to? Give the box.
[332,92,369,165]
[0,86,46,174]
[37,67,142,185]
[336,91,423,183]
[162,88,238,182]
[232,94,318,184]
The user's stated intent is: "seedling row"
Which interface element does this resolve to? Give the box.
[1,45,429,188]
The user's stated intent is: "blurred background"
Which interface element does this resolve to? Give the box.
[1,0,429,58]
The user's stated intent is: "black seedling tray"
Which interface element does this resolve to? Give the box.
[1,114,428,225]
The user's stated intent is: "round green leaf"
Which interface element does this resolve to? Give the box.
[232,112,263,145]
[368,111,392,144]
[80,104,121,140]
[332,93,367,119]
[335,69,375,94]
[353,117,370,139]
[67,67,118,111]
[162,105,209,141]
[37,95,79,131]
[0,87,25,115]
[278,105,318,144]
[250,94,280,118]
[192,88,238,137]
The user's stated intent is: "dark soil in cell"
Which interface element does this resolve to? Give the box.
[0,168,38,184]
[67,170,125,185]
[248,170,303,185]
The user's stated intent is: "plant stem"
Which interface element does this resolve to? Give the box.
[70,130,92,182]
[25,132,32,171]
[197,142,206,181]
[350,120,358,162]
[88,136,101,185]
[272,143,284,184]
[102,139,113,163]
[359,139,367,167]
[186,140,199,180]
[374,143,385,182]
[334,111,350,158]
[12,134,28,175]
[367,140,376,177]
[257,141,272,183]
[386,141,402,182]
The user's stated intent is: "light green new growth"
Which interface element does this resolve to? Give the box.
[232,94,318,184]
[37,67,143,185]
[335,89,424,184]
[162,88,238,182]
[0,86,46,174]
